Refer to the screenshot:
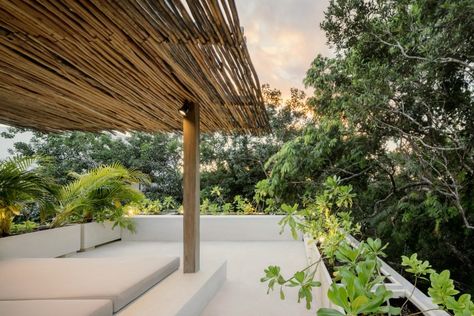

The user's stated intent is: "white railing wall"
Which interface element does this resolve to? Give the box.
[122,215,301,241]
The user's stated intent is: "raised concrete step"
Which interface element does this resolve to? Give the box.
[118,259,226,316]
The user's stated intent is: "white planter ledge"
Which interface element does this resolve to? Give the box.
[80,222,121,250]
[303,234,343,312]
[0,225,81,258]
[123,215,301,241]
[304,233,449,316]
[345,235,449,316]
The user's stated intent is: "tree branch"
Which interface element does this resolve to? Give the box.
[373,34,474,73]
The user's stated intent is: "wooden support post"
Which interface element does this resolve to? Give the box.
[183,101,200,273]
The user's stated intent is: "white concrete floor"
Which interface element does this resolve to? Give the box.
[72,241,315,316]
[200,242,315,316]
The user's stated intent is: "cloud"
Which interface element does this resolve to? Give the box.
[236,0,331,99]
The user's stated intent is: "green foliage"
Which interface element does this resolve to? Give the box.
[445,294,474,316]
[261,266,286,295]
[403,255,474,315]
[264,209,397,315]
[273,176,360,256]
[222,202,234,214]
[3,130,182,200]
[53,164,149,231]
[265,120,357,203]
[323,259,399,316]
[332,238,388,280]
[162,196,177,211]
[126,198,163,215]
[316,308,344,316]
[10,220,38,235]
[262,0,474,292]
[0,156,57,236]
[200,198,218,215]
[263,177,363,310]
[334,241,362,268]
[364,238,388,260]
[303,177,359,261]
[142,199,163,215]
[401,254,434,278]
[261,264,321,310]
[429,270,459,306]
[264,179,474,315]
[200,84,309,202]
[233,195,256,214]
[290,270,321,310]
[254,179,279,214]
[210,185,222,198]
[278,203,300,240]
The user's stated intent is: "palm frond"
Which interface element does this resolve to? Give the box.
[53,164,149,229]
[0,155,57,235]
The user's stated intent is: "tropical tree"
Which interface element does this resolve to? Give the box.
[52,164,150,231]
[200,84,310,201]
[262,0,474,292]
[1,129,182,200]
[0,156,57,236]
[1,84,309,206]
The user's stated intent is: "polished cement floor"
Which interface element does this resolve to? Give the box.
[72,241,315,316]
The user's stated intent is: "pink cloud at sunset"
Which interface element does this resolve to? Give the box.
[236,0,332,99]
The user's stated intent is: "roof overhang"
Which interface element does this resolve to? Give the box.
[0,0,269,134]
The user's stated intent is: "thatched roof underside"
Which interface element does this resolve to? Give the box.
[0,0,269,134]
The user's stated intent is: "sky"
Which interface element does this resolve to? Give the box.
[0,1,331,159]
[236,0,331,98]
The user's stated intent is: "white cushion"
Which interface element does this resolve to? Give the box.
[0,299,113,316]
[0,257,179,312]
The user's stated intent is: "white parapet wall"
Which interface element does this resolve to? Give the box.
[80,222,121,250]
[0,225,81,259]
[122,215,301,241]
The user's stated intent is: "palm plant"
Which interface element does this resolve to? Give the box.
[0,156,57,236]
[52,163,150,231]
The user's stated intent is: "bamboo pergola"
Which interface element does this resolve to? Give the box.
[0,0,269,134]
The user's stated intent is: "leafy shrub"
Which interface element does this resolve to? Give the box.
[140,199,163,215]
[254,179,278,213]
[10,220,38,235]
[319,259,399,316]
[262,176,474,315]
[162,196,177,211]
[200,198,219,214]
[52,164,149,232]
[234,195,256,214]
[0,156,57,236]
[402,255,474,316]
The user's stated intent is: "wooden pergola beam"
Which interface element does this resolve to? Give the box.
[182,101,200,273]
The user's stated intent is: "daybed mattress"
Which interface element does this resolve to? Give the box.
[0,299,113,316]
[0,256,180,312]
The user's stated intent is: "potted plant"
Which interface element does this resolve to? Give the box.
[52,163,150,250]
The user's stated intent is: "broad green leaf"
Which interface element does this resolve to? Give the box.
[317,308,345,316]
[352,295,369,312]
